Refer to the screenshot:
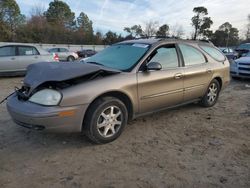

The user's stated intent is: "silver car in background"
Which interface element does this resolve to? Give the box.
[0,44,58,76]
[48,48,78,61]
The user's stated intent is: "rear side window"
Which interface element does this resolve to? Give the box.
[179,44,206,66]
[18,46,39,56]
[149,46,179,69]
[0,46,16,57]
[49,48,58,53]
[60,48,69,52]
[200,45,225,62]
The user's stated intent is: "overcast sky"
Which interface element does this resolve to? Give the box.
[16,0,249,37]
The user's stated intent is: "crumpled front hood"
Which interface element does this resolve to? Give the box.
[24,62,121,93]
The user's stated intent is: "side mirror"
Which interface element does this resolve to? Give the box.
[146,62,162,71]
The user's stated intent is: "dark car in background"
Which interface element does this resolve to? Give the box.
[235,43,250,58]
[230,52,250,79]
[219,47,238,60]
[77,49,97,58]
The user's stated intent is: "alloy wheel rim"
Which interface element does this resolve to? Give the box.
[207,83,218,103]
[97,106,122,138]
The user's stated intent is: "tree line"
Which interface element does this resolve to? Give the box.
[0,0,250,46]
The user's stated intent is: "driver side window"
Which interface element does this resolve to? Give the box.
[149,45,179,69]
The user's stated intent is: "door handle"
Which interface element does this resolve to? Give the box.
[174,73,183,79]
[34,56,38,59]
[206,69,212,74]
[11,57,15,60]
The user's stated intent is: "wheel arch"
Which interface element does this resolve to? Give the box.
[67,55,75,61]
[83,91,134,126]
[213,76,223,89]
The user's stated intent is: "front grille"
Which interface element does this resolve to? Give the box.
[239,73,250,76]
[239,67,250,71]
[239,63,250,65]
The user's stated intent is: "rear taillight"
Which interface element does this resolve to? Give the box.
[54,53,59,61]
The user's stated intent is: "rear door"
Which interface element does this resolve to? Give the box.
[0,45,18,73]
[137,44,184,113]
[59,48,69,60]
[178,44,212,101]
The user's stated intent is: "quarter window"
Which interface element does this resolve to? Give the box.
[179,44,206,66]
[0,46,16,57]
[149,46,179,69]
[18,46,39,56]
[200,45,225,62]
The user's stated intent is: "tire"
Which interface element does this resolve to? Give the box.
[83,97,128,144]
[200,79,221,107]
[67,56,75,62]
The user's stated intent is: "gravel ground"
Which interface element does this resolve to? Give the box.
[0,77,249,188]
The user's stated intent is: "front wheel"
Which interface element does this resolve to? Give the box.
[83,97,128,144]
[200,79,221,107]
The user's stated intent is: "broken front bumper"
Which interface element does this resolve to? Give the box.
[7,94,88,133]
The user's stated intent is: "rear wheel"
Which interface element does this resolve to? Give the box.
[67,56,75,62]
[200,79,221,107]
[83,97,128,144]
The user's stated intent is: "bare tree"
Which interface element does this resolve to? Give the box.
[246,14,250,40]
[30,4,45,17]
[171,24,185,38]
[143,21,159,37]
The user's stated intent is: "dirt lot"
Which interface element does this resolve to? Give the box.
[0,77,249,188]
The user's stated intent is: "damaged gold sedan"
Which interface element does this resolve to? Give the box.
[7,38,230,143]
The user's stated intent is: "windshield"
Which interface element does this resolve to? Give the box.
[85,43,150,71]
[237,43,250,50]
[219,48,225,51]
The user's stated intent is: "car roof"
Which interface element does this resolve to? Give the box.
[49,47,67,49]
[118,38,213,46]
[0,43,38,47]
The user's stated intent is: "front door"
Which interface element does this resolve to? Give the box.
[0,46,17,73]
[137,44,184,114]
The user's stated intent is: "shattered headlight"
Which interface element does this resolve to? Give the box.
[29,89,62,106]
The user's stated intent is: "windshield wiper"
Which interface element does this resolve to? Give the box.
[86,61,104,66]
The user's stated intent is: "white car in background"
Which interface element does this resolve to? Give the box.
[0,44,58,76]
[230,52,250,79]
[48,48,78,61]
